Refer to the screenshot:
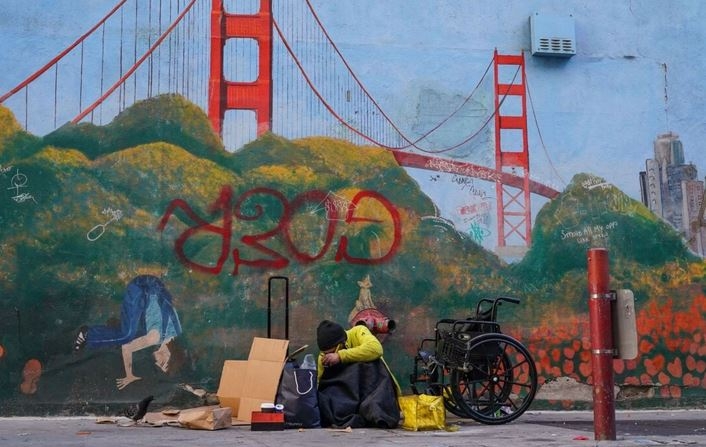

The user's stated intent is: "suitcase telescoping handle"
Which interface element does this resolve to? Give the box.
[267,276,289,340]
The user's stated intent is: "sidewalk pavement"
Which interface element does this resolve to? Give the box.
[2,410,706,447]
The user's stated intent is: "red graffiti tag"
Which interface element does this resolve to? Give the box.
[157,185,233,275]
[335,190,401,264]
[157,186,402,275]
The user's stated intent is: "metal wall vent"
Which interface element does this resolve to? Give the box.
[530,12,576,58]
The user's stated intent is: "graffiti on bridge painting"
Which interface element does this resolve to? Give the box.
[424,158,501,182]
[467,220,492,244]
[452,175,488,199]
[454,176,492,244]
[157,186,402,275]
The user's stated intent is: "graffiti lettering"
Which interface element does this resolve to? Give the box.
[560,221,619,244]
[158,186,402,275]
[458,201,491,217]
[468,220,491,244]
[231,187,290,274]
[335,190,401,264]
[581,175,611,190]
[586,182,611,190]
[157,185,233,275]
[281,189,337,266]
[452,175,488,199]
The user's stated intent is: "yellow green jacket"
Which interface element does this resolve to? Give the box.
[317,324,401,395]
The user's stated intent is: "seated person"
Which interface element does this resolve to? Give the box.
[316,320,400,428]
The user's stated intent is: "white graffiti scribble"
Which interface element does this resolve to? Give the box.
[424,158,501,182]
[310,192,357,221]
[11,193,36,203]
[586,182,612,190]
[560,221,619,244]
[87,207,124,241]
[582,176,613,190]
[0,164,12,176]
[7,168,37,204]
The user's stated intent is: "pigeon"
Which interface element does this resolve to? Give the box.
[123,395,154,421]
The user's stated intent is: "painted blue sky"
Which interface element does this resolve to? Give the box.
[2,1,705,250]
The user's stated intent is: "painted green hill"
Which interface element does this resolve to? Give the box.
[510,172,696,310]
[517,173,692,278]
[0,95,510,407]
[0,105,22,145]
[43,94,225,160]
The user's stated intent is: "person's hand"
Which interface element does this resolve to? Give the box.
[322,352,341,367]
[116,375,141,390]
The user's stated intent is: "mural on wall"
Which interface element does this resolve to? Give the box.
[73,274,184,390]
[0,0,705,414]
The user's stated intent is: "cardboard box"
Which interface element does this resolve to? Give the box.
[250,411,285,431]
[217,337,289,423]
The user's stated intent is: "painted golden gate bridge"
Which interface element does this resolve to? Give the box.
[1,0,560,251]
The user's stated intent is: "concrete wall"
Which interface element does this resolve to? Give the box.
[0,0,705,414]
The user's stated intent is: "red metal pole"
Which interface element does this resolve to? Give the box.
[587,247,616,440]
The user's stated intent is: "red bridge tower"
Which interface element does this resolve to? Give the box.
[209,0,272,137]
[494,50,532,255]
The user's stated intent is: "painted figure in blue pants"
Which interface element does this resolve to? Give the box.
[73,275,183,390]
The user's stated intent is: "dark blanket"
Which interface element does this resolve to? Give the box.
[317,359,400,429]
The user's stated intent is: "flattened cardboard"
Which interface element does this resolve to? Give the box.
[217,360,247,415]
[178,406,232,430]
[217,337,289,423]
[143,405,243,428]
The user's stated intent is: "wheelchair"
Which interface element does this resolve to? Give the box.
[409,296,537,424]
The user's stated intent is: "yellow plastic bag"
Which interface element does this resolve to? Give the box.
[398,394,446,431]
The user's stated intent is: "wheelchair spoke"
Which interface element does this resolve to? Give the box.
[449,334,537,424]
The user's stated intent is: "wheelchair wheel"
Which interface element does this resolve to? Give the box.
[441,383,472,418]
[449,333,537,424]
[415,364,472,418]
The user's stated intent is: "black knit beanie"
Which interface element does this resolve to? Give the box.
[317,320,346,351]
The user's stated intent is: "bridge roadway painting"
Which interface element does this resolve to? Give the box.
[0,0,706,414]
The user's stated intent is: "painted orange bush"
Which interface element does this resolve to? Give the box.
[20,359,42,395]
[516,293,706,398]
